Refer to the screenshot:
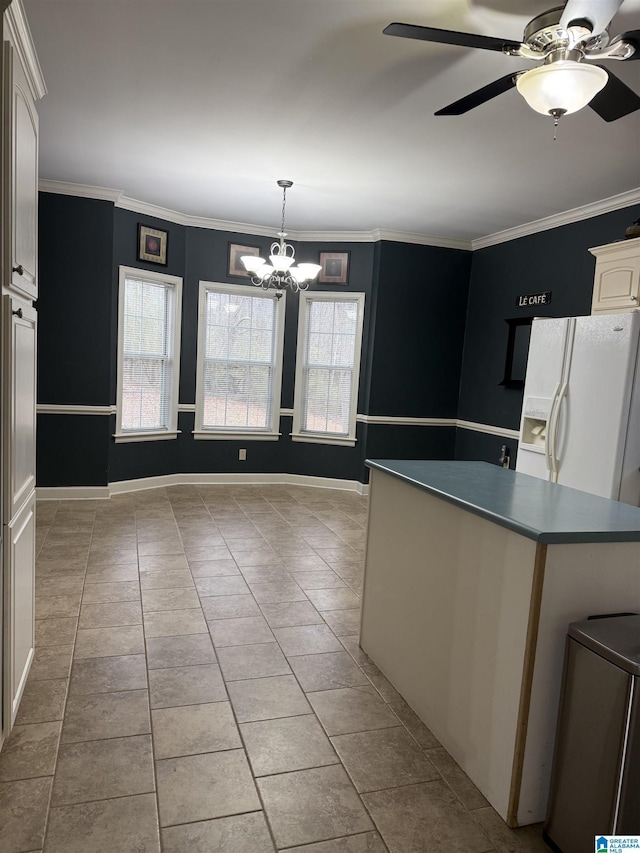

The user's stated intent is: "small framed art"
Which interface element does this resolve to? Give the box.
[228,243,260,277]
[318,251,350,285]
[138,225,168,265]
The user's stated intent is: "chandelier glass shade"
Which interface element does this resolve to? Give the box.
[241,180,322,292]
[516,60,608,116]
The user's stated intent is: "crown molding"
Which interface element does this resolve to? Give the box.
[38,180,640,252]
[472,188,640,250]
[5,0,47,100]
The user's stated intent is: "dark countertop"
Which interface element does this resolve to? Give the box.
[365,459,640,544]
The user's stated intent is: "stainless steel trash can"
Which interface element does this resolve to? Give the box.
[544,614,640,852]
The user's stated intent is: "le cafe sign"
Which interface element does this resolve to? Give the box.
[516,291,552,308]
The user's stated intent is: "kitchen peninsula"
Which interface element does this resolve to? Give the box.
[360,460,640,827]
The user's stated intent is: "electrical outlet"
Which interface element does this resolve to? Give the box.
[238,449,247,461]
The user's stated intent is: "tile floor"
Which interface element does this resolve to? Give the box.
[0,484,551,852]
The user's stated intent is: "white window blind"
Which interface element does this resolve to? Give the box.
[117,271,180,436]
[293,293,365,444]
[196,283,285,435]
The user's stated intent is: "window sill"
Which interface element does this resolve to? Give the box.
[113,430,180,443]
[290,432,356,447]
[192,430,281,441]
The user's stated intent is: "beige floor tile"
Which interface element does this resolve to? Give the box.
[361,665,402,703]
[51,734,155,806]
[427,747,490,810]
[80,581,140,604]
[69,654,148,696]
[306,588,361,611]
[84,565,139,584]
[139,568,194,589]
[138,554,188,571]
[189,559,240,577]
[259,601,324,628]
[208,615,274,648]
[241,713,338,776]
[216,643,291,682]
[322,609,361,637]
[35,618,77,647]
[35,577,84,597]
[0,776,52,852]
[148,664,227,708]
[362,781,495,853]
[161,812,275,853]
[280,555,331,571]
[289,652,369,692]
[186,546,233,562]
[14,678,68,725]
[137,538,184,556]
[86,549,137,568]
[332,726,439,793]
[28,645,74,682]
[387,700,440,750]
[156,749,260,827]
[289,570,347,590]
[227,675,310,723]
[141,587,200,612]
[238,565,293,584]
[78,601,142,629]
[0,722,61,781]
[200,593,261,620]
[152,701,241,758]
[74,625,145,658]
[285,832,388,853]
[195,575,250,596]
[470,807,547,852]
[308,687,399,736]
[257,764,373,849]
[44,793,160,853]
[143,609,207,638]
[145,634,216,669]
[248,580,306,604]
[273,624,344,656]
[35,594,82,620]
[61,690,150,743]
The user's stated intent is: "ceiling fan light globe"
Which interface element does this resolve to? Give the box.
[516,60,608,116]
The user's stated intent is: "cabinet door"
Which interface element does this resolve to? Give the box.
[3,39,38,300]
[3,492,35,730]
[591,249,640,315]
[3,296,37,522]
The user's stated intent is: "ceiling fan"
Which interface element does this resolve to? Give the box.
[383,0,640,125]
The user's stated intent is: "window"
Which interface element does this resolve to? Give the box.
[292,292,365,446]
[115,266,182,442]
[194,282,286,439]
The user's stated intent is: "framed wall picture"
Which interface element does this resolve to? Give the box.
[138,224,168,265]
[318,251,350,285]
[228,243,260,278]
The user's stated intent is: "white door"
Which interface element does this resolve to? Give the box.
[3,297,37,521]
[516,317,573,480]
[555,313,640,499]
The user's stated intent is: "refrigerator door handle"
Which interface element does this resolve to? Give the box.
[548,382,568,483]
[545,383,561,476]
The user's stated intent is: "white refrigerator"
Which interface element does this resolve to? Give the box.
[515,311,640,506]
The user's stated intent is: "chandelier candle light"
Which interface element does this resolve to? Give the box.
[241,180,322,292]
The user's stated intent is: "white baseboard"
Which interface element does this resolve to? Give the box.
[37,472,369,500]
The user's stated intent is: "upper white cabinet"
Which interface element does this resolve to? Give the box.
[590,237,640,315]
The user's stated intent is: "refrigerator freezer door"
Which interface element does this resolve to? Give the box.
[516,318,572,480]
[555,313,640,500]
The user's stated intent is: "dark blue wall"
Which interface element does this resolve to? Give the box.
[454,204,640,465]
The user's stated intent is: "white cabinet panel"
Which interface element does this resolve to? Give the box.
[590,238,640,315]
[3,297,36,522]
[3,492,35,729]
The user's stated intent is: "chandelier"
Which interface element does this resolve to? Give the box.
[241,180,321,292]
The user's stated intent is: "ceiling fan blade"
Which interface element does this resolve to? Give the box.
[589,66,640,121]
[560,0,623,36]
[435,73,518,115]
[383,22,522,53]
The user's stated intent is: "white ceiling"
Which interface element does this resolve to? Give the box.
[22,0,640,242]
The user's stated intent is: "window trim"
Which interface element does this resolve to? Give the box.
[194,280,286,440]
[292,290,365,447]
[114,265,183,443]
